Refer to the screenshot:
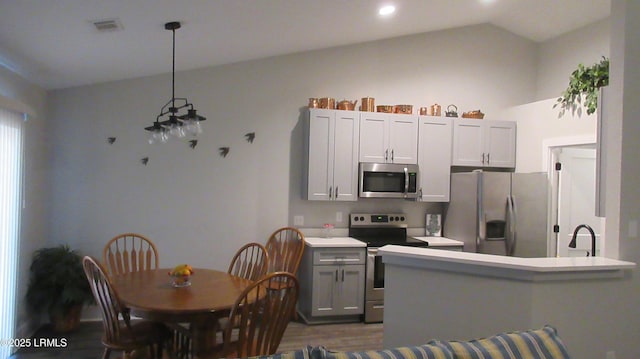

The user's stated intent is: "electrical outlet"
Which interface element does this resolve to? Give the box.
[293,215,304,226]
[606,350,616,359]
[336,212,343,223]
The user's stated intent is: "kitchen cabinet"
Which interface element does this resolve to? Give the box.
[417,116,452,202]
[297,243,365,323]
[451,119,516,168]
[359,112,418,164]
[306,109,359,201]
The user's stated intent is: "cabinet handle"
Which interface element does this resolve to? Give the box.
[329,186,332,199]
[335,186,339,199]
[418,188,423,201]
[391,149,394,162]
[385,149,389,162]
[487,153,490,164]
[335,269,339,282]
[342,269,345,282]
[482,153,485,164]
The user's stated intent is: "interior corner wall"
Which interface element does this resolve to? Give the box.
[0,66,49,338]
[535,18,610,102]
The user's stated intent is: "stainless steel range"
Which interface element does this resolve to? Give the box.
[348,213,429,323]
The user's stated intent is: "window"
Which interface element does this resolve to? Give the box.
[0,107,23,358]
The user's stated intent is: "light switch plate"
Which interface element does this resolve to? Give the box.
[293,215,304,226]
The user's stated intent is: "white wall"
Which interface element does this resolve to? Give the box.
[496,98,597,173]
[47,24,537,282]
[535,18,610,101]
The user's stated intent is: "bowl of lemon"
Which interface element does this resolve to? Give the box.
[169,264,194,287]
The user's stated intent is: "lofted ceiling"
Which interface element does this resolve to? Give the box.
[0,0,610,90]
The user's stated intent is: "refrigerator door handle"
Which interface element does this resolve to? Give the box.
[506,196,517,256]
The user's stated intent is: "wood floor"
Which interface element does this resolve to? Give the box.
[10,320,383,358]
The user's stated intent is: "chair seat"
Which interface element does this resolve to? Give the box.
[103,321,168,350]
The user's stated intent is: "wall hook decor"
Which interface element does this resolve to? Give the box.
[245,132,256,143]
[218,147,230,158]
[107,137,116,145]
[140,157,149,166]
[189,139,198,149]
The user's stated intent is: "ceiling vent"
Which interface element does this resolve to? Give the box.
[91,18,123,32]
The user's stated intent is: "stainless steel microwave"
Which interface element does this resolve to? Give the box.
[359,163,419,199]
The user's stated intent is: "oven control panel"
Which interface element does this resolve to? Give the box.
[349,213,408,227]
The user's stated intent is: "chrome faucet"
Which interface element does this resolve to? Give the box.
[568,224,597,257]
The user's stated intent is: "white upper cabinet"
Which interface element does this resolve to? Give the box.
[418,116,452,202]
[359,112,418,164]
[306,109,360,201]
[452,119,516,168]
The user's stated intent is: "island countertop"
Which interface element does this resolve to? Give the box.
[378,245,635,280]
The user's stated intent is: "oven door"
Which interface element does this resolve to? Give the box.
[366,248,384,301]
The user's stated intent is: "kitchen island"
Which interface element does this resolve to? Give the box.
[379,245,635,359]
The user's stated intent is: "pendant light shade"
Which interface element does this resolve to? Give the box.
[146,21,206,144]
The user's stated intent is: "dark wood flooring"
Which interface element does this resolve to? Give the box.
[10,320,383,358]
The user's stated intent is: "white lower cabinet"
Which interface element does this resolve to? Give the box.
[298,246,365,323]
[418,116,452,202]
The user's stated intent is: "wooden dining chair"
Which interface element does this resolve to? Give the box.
[265,227,305,274]
[208,272,299,358]
[228,242,269,281]
[103,233,159,276]
[82,256,167,359]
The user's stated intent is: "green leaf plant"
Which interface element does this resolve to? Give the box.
[554,56,609,117]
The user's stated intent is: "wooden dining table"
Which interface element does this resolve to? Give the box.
[111,268,253,356]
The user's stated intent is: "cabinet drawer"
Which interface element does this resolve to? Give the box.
[313,248,365,265]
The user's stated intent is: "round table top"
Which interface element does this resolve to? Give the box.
[111,268,253,322]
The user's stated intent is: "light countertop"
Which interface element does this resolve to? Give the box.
[379,245,635,274]
[413,236,464,247]
[304,237,366,248]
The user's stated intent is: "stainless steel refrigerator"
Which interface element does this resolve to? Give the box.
[443,170,548,257]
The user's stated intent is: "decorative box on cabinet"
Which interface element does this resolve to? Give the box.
[305,109,360,201]
[451,119,516,168]
[359,112,418,164]
[297,243,365,324]
[417,116,452,202]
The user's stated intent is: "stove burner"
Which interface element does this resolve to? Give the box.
[348,213,429,248]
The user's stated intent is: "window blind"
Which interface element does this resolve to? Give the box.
[0,107,23,357]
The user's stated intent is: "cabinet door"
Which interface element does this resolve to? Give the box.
[388,116,418,164]
[337,265,365,315]
[484,120,516,168]
[307,109,334,200]
[418,117,452,202]
[452,119,484,166]
[311,265,339,316]
[359,112,389,163]
[332,111,360,201]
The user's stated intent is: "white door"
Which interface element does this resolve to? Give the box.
[556,147,604,257]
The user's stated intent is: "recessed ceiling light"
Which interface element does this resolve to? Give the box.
[379,5,396,16]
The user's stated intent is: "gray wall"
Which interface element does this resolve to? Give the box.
[47,24,537,273]
[2,16,627,339]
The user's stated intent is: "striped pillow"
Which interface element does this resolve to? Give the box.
[245,346,313,359]
[321,344,454,359]
[429,325,571,359]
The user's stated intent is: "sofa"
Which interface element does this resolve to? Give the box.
[256,325,571,359]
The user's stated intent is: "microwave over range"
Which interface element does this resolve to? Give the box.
[359,163,419,199]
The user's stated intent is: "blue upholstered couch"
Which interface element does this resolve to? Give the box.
[256,325,571,359]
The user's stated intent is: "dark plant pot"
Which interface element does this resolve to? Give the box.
[49,304,82,333]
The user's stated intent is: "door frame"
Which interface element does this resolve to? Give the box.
[543,135,596,257]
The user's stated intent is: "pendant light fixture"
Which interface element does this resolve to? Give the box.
[145,21,206,144]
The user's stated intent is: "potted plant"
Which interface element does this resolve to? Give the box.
[554,56,609,117]
[25,244,94,332]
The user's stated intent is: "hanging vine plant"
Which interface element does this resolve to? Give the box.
[554,56,609,116]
